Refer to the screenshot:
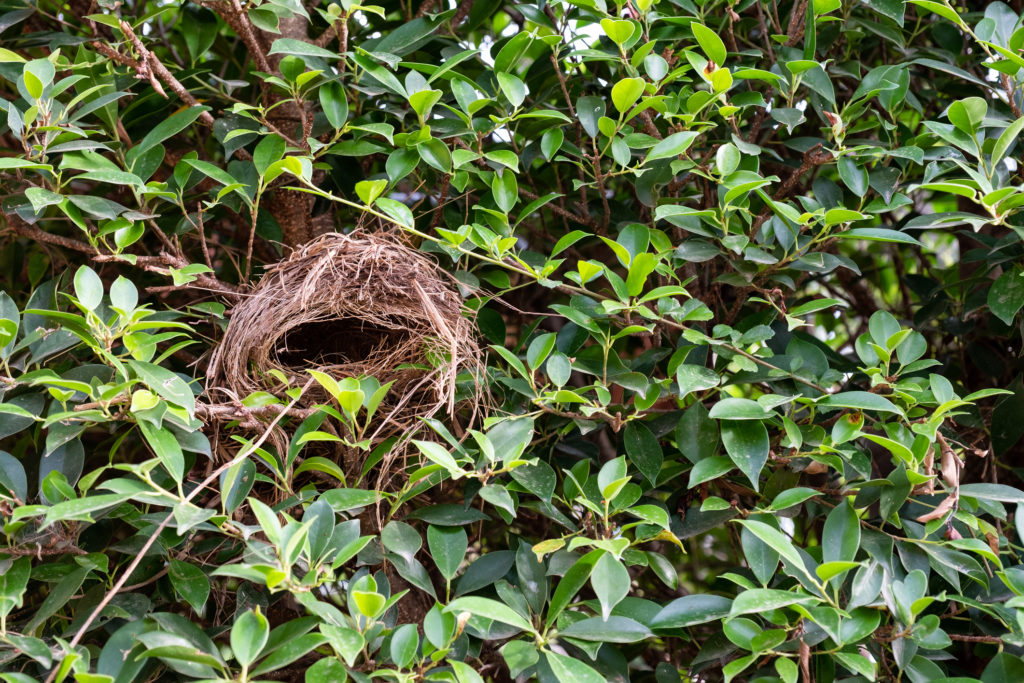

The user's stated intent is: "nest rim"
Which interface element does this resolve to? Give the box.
[206,230,480,438]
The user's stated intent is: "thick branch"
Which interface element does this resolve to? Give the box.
[5,213,242,299]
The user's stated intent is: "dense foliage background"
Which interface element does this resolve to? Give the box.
[3,0,1024,680]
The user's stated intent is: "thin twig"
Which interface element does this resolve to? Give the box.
[116,22,215,127]
[4,213,242,298]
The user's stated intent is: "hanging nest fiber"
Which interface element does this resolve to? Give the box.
[206,231,480,444]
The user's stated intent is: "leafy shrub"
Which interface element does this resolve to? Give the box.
[3,0,1024,681]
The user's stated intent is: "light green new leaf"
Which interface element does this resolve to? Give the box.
[611,77,645,113]
[730,588,816,616]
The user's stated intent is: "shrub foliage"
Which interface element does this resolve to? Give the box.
[3,0,1024,681]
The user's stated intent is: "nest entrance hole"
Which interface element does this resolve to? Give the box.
[275,318,411,367]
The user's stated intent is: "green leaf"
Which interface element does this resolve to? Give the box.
[183,159,247,203]
[546,651,605,683]
[867,0,905,25]
[691,22,727,66]
[994,116,1024,168]
[730,588,816,616]
[776,657,799,683]
[646,131,699,162]
[491,169,518,213]
[485,150,520,172]
[597,455,629,501]
[135,106,210,154]
[268,38,340,60]
[319,81,349,129]
[320,624,363,667]
[231,609,269,668]
[839,228,921,245]
[137,421,185,483]
[0,557,31,619]
[600,18,636,45]
[624,421,663,484]
[253,134,286,176]
[741,523,780,585]
[651,594,733,629]
[788,298,843,317]
[128,360,195,419]
[413,440,464,478]
[109,276,138,312]
[406,504,489,525]
[541,128,564,160]
[822,498,860,565]
[320,488,378,511]
[947,97,987,135]
[547,549,602,626]
[823,208,866,226]
[73,265,103,311]
[981,653,1024,683]
[677,403,719,464]
[721,420,770,491]
[496,72,527,107]
[305,658,347,682]
[408,88,442,120]
[769,488,819,510]
[816,560,862,581]
[577,96,605,137]
[169,560,210,613]
[444,596,535,633]
[418,138,452,173]
[626,252,657,296]
[558,616,651,642]
[959,483,1024,503]
[736,519,804,568]
[38,492,131,528]
[250,634,329,676]
[717,142,741,174]
[0,158,51,171]
[626,504,670,528]
[591,551,630,620]
[675,364,720,398]
[73,169,145,188]
[546,352,571,387]
[611,77,645,113]
[989,268,1024,325]
[837,157,868,197]
[24,566,90,633]
[710,398,771,420]
[390,623,419,668]
[820,391,901,415]
[355,179,388,205]
[688,456,734,486]
[427,524,468,581]
[352,590,386,618]
[381,520,421,564]
[479,484,515,517]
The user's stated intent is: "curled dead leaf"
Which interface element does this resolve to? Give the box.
[986,532,1000,556]
[915,494,957,523]
[803,460,828,475]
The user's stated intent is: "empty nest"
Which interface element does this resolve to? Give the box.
[207,231,479,446]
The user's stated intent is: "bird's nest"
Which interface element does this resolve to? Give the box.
[206,231,480,451]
